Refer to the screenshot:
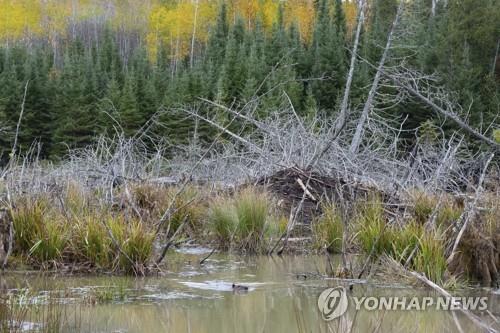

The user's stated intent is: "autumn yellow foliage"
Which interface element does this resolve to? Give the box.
[0,0,358,58]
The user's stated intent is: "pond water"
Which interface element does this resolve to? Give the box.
[1,248,499,333]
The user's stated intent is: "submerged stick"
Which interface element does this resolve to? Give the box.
[199,248,216,265]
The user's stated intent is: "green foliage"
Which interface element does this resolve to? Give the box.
[209,198,237,246]
[208,187,270,251]
[312,202,343,253]
[355,197,391,256]
[0,0,496,158]
[413,231,447,283]
[494,129,500,144]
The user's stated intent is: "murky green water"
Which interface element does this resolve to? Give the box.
[2,248,499,333]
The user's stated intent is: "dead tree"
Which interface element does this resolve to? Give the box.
[309,0,366,166]
[349,0,404,154]
[387,71,500,150]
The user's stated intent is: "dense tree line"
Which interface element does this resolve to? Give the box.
[0,0,498,160]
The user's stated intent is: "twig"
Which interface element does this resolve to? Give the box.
[156,216,189,265]
[199,248,216,265]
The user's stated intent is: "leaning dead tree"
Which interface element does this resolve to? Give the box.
[349,0,405,154]
[309,0,366,167]
[386,67,500,150]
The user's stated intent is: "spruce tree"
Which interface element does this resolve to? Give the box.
[119,72,142,137]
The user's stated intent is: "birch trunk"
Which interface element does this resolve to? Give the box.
[189,0,199,69]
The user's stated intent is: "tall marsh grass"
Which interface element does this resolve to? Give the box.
[312,202,343,253]
[355,197,392,256]
[209,187,270,252]
[355,196,448,283]
[0,289,78,333]
[9,191,154,273]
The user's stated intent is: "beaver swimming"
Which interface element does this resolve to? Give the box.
[232,283,249,291]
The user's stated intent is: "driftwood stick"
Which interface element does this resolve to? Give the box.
[277,175,313,255]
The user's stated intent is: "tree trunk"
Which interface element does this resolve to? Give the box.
[349,0,404,154]
[307,0,366,167]
[334,0,365,137]
[189,0,199,69]
[388,74,500,150]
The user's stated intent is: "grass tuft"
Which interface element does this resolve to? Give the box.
[209,198,237,246]
[234,188,269,251]
[355,197,391,256]
[208,187,270,252]
[312,202,343,253]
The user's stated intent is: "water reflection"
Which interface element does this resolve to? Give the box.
[1,250,498,333]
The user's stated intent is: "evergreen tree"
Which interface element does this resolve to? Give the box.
[119,72,142,137]
[218,22,247,103]
[310,0,347,112]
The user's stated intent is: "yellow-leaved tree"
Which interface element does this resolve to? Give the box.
[147,0,216,63]
[0,0,42,41]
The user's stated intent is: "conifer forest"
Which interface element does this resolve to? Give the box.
[0,1,499,332]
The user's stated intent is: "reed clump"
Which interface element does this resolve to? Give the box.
[355,197,392,256]
[132,184,205,237]
[312,202,343,253]
[355,196,448,283]
[209,187,270,252]
[9,189,155,273]
[12,199,69,263]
